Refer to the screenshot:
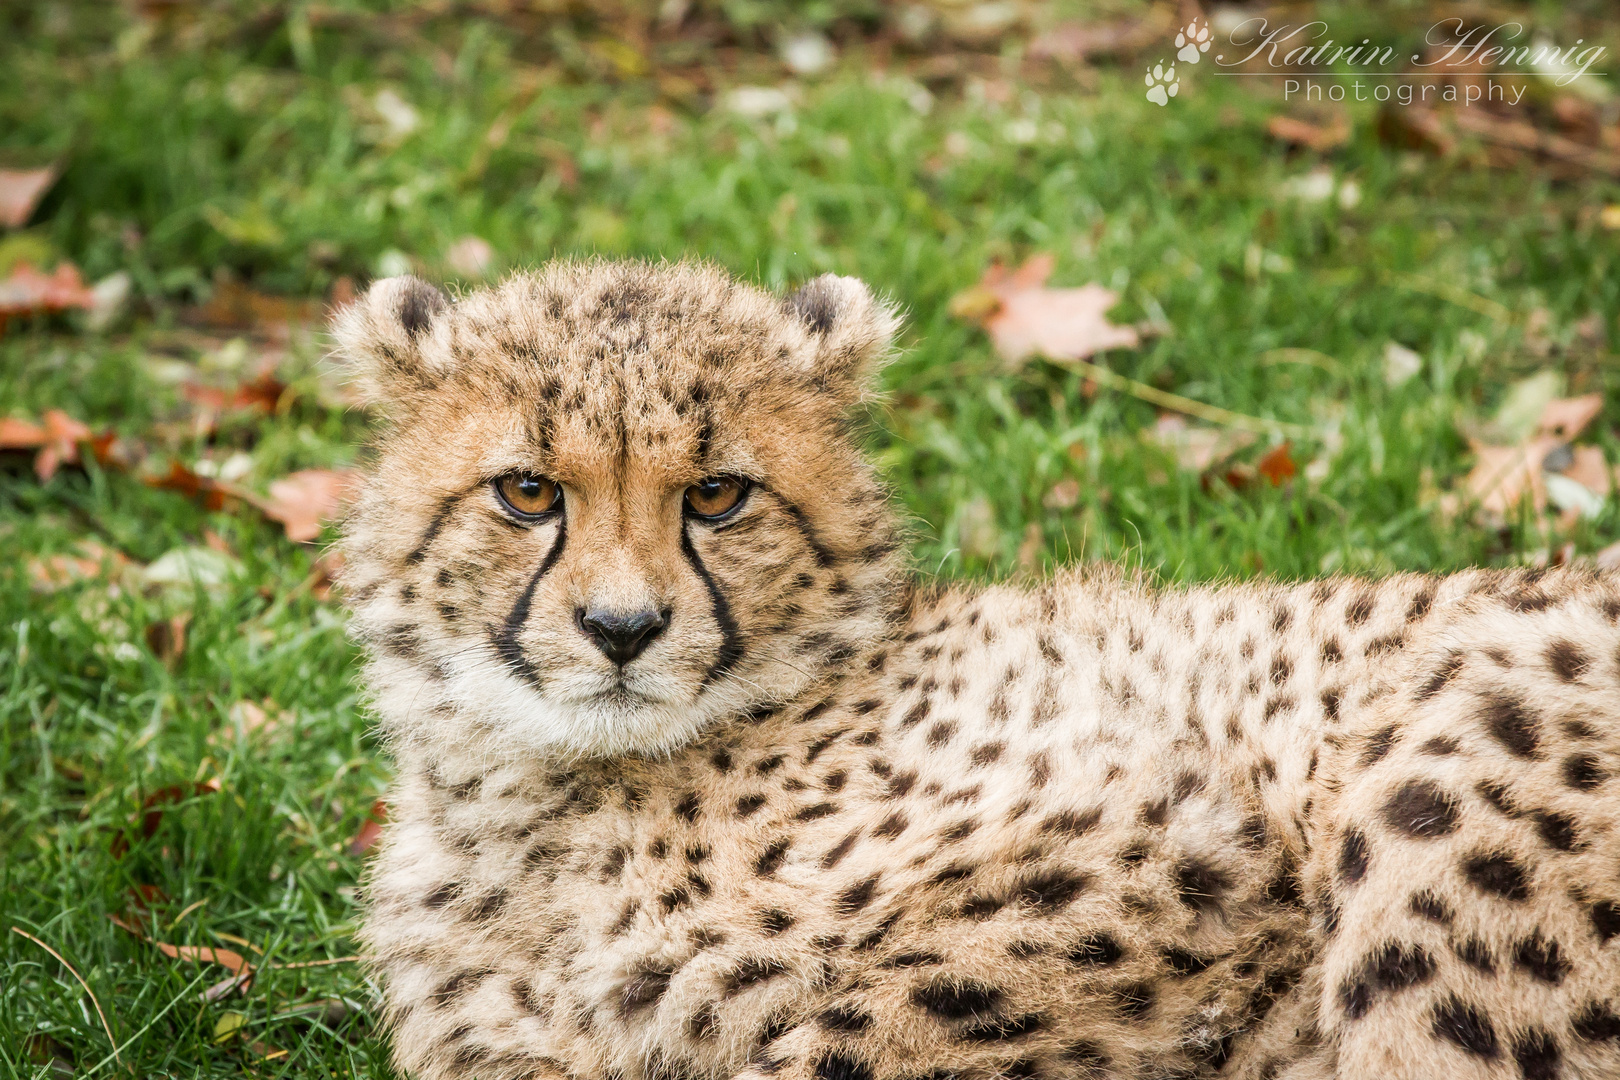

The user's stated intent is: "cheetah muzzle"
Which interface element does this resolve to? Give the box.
[339,261,1620,1080]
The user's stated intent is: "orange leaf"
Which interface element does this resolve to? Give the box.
[348,799,388,857]
[0,416,47,449]
[110,914,253,977]
[0,262,95,324]
[260,469,361,543]
[1257,443,1297,485]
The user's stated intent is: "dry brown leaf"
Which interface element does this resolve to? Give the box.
[1563,445,1612,497]
[1027,11,1170,61]
[1463,436,1559,518]
[110,912,255,1000]
[26,539,133,592]
[1144,415,1257,473]
[145,612,192,665]
[348,799,388,857]
[959,254,1140,368]
[1266,115,1350,151]
[0,262,95,333]
[0,167,57,229]
[1538,393,1604,441]
[180,372,287,414]
[259,468,362,543]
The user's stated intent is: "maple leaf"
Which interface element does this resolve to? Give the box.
[258,468,362,543]
[955,253,1140,368]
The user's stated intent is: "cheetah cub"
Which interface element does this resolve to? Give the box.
[338,262,1620,1080]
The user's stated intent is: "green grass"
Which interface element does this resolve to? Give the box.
[4,2,1620,1076]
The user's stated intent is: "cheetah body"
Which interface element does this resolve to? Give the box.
[338,263,1620,1080]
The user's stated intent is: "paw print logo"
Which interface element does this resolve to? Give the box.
[1144,62,1179,106]
[1176,19,1211,64]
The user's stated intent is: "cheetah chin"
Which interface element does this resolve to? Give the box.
[338,261,1620,1080]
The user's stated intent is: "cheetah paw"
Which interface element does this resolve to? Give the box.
[1145,62,1179,106]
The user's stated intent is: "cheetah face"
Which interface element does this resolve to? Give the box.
[335,263,904,760]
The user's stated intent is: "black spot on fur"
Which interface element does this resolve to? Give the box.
[1455,936,1495,973]
[1563,753,1606,789]
[1410,891,1453,923]
[1476,779,1518,816]
[1431,996,1499,1058]
[1068,933,1124,966]
[795,802,837,822]
[813,1053,873,1080]
[1512,933,1569,985]
[754,837,791,876]
[1512,1029,1561,1080]
[1463,851,1530,901]
[882,950,943,968]
[959,1013,1045,1042]
[398,277,447,337]
[818,1005,873,1033]
[674,792,702,821]
[737,794,768,817]
[1546,640,1589,682]
[620,965,674,1014]
[1162,947,1213,975]
[1533,810,1579,851]
[760,909,794,935]
[1338,830,1369,883]
[1042,807,1102,836]
[1481,694,1540,758]
[911,977,1001,1020]
[1174,860,1229,913]
[724,958,790,993]
[1416,652,1465,701]
[1361,724,1398,766]
[423,882,463,908]
[1574,1002,1620,1042]
[835,875,880,914]
[1110,983,1155,1020]
[1382,780,1460,838]
[467,889,508,921]
[1420,735,1460,755]
[1016,870,1087,912]
[1591,900,1620,941]
[1060,1041,1109,1068]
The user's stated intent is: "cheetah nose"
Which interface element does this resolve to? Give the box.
[576,606,670,666]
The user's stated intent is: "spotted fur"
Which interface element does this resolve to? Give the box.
[338,262,1620,1080]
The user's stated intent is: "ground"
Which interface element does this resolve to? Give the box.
[3,2,1620,1077]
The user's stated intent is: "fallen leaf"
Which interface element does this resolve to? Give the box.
[348,799,388,857]
[214,1011,249,1043]
[110,912,254,1000]
[26,539,133,592]
[1562,445,1611,497]
[1463,436,1559,518]
[0,262,95,333]
[180,372,287,413]
[1257,443,1297,485]
[1266,114,1350,151]
[1537,393,1604,441]
[144,612,192,664]
[259,468,361,543]
[957,254,1140,368]
[142,546,241,589]
[1145,415,1257,472]
[0,167,57,229]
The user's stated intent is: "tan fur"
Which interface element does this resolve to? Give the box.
[337,260,1620,1080]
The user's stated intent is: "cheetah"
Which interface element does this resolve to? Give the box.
[336,261,1620,1080]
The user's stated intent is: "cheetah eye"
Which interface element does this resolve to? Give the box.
[684,476,750,521]
[494,472,562,520]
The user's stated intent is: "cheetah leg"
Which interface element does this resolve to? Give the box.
[1304,624,1620,1079]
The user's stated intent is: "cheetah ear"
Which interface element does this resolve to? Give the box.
[784,274,900,402]
[331,275,450,407]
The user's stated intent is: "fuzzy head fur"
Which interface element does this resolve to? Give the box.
[335,261,907,761]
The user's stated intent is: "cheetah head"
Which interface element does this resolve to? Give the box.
[335,261,905,760]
